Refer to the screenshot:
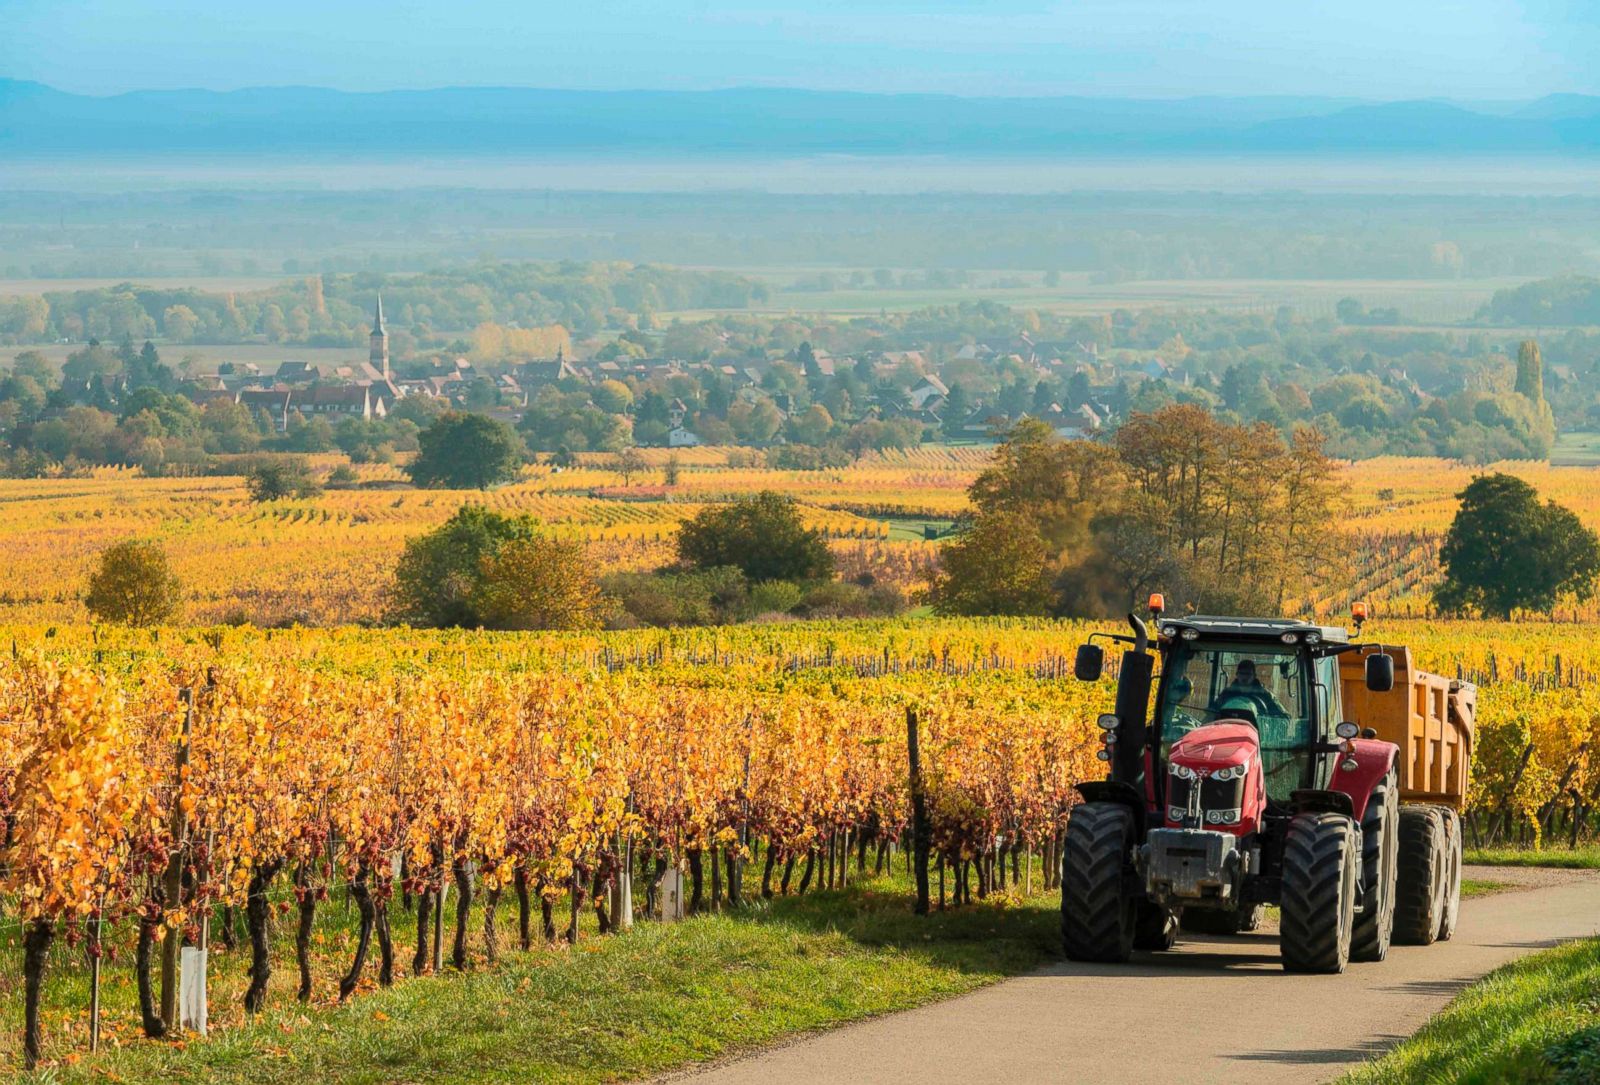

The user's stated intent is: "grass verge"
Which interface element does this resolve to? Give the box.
[1465,847,1600,870]
[8,872,1059,1084]
[1339,937,1600,1085]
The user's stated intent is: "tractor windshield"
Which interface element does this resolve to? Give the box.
[1157,640,1313,803]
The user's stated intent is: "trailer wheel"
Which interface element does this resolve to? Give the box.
[1352,766,1398,962]
[1061,803,1136,962]
[1179,904,1262,935]
[1133,901,1177,951]
[1436,808,1463,942]
[1279,812,1357,974]
[1394,805,1446,945]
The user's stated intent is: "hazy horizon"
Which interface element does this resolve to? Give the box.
[9,152,1600,197]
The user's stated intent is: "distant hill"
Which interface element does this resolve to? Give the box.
[2,80,1598,155]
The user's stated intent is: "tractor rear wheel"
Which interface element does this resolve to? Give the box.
[1436,808,1463,942]
[1279,812,1358,974]
[1394,805,1446,945]
[1352,766,1399,962]
[1133,901,1177,951]
[1061,803,1136,963]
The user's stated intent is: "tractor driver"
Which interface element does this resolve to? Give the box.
[1216,659,1289,721]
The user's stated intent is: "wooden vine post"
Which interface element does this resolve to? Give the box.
[906,707,931,915]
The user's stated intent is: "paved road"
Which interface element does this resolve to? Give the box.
[674,867,1600,1085]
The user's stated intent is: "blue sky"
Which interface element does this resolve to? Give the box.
[4,0,1596,99]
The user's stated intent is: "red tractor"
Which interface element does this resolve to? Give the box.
[1063,600,1475,973]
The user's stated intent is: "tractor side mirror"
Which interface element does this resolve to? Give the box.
[1365,652,1395,693]
[1074,643,1104,682]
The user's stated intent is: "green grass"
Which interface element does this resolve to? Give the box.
[1461,879,1509,898]
[882,518,958,543]
[1339,937,1600,1085]
[1551,432,1600,467]
[6,869,1060,1083]
[1465,846,1600,869]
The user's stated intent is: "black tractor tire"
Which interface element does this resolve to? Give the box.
[1279,812,1358,974]
[1061,803,1136,963]
[1436,807,1463,942]
[1351,766,1399,962]
[1394,805,1446,945]
[1133,901,1178,951]
[1179,904,1261,935]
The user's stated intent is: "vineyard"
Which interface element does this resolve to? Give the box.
[6,451,1600,625]
[0,616,1596,1072]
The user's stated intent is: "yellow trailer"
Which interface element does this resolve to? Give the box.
[1339,645,1476,944]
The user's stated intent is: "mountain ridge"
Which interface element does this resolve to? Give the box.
[3,80,1596,154]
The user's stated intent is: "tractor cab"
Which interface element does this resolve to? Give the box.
[1151,617,1352,814]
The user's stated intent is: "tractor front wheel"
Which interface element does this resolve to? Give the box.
[1061,803,1136,963]
[1279,812,1358,974]
[1352,766,1398,962]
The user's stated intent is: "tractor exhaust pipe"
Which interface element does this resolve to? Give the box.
[1110,612,1153,786]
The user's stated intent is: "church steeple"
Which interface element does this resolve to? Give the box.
[369,293,389,380]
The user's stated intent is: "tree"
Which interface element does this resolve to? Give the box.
[1437,474,1600,618]
[676,492,834,583]
[471,536,610,631]
[245,458,322,501]
[407,412,524,489]
[1515,340,1545,405]
[663,454,682,486]
[592,379,634,414]
[970,418,1116,552]
[84,540,183,626]
[388,505,537,627]
[613,448,648,486]
[927,512,1054,616]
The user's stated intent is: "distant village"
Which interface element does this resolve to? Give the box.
[178,297,1121,450]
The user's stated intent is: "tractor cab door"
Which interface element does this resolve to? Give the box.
[1311,653,1345,790]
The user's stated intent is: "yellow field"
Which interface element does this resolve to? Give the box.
[2,449,1597,625]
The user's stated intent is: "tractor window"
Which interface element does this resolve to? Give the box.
[1157,641,1313,803]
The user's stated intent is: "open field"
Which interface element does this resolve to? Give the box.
[1552,432,1600,467]
[681,272,1535,324]
[11,342,363,374]
[1,449,1597,625]
[0,277,295,298]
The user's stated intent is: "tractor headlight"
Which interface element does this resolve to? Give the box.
[1211,761,1249,782]
[1096,713,1119,731]
[1169,762,1198,780]
[1206,808,1242,825]
[1279,632,1299,644]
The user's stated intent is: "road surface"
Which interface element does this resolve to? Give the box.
[673,866,1600,1085]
